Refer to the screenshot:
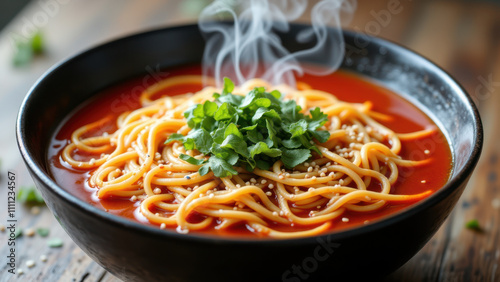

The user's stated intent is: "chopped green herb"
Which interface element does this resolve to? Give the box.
[47,238,63,248]
[166,78,330,177]
[465,219,481,231]
[12,31,44,67]
[15,228,23,238]
[36,228,50,237]
[17,186,45,205]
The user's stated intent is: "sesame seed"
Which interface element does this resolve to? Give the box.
[308,187,314,192]
[40,255,47,262]
[285,173,290,177]
[153,188,162,194]
[279,211,284,216]
[268,184,274,189]
[278,175,285,180]
[209,193,215,198]
[424,150,430,154]
[421,180,426,183]
[245,181,251,185]
[342,217,349,222]
[31,206,41,215]
[25,228,35,237]
[307,167,313,172]
[250,178,257,183]
[320,172,326,177]
[304,162,310,167]
[317,205,321,209]
[261,179,267,184]
[160,223,166,229]
[272,211,278,217]
[305,174,310,179]
[155,213,160,217]
[328,172,334,177]
[26,260,35,268]
[339,179,344,185]
[233,206,238,210]
[311,176,317,181]
[89,158,96,165]
[266,191,272,196]
[236,184,241,188]
[311,162,316,166]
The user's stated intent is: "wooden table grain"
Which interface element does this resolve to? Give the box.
[0,0,498,281]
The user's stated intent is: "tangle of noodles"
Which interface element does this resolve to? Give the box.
[60,75,435,238]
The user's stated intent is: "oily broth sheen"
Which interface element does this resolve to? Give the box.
[48,64,452,237]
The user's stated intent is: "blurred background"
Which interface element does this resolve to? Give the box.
[0,0,499,281]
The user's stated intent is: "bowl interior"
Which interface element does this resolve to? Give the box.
[18,24,482,239]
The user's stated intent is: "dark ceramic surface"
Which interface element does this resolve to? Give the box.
[17,24,482,281]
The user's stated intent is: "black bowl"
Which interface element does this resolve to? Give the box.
[17,24,482,281]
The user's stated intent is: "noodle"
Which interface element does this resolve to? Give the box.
[61,75,434,238]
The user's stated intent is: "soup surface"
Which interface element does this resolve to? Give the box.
[48,65,452,238]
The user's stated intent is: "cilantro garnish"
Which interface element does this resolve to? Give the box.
[166,77,330,177]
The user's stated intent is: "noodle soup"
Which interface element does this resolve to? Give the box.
[47,64,452,238]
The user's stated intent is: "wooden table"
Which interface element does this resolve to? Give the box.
[0,0,498,281]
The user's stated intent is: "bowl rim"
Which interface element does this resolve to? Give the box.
[16,23,483,246]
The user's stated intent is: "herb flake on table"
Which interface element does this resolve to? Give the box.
[17,186,45,205]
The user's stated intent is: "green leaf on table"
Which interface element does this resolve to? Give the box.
[47,238,64,248]
[12,31,44,67]
[36,228,50,237]
[465,219,482,231]
[15,228,23,238]
[17,186,45,205]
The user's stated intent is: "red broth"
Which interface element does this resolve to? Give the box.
[47,65,452,238]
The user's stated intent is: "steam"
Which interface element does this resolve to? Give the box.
[198,0,356,87]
